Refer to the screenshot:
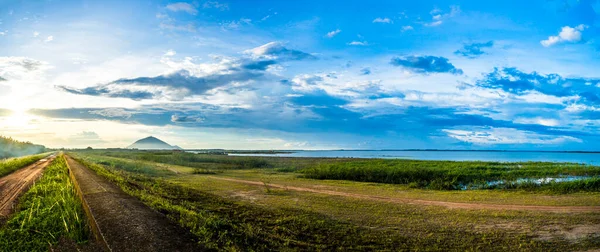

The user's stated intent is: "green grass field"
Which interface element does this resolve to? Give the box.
[0,154,89,251]
[0,153,49,178]
[69,150,600,251]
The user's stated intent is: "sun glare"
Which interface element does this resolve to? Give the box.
[3,109,34,128]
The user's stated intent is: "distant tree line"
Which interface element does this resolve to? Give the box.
[0,136,46,159]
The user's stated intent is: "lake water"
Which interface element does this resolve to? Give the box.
[229,150,600,165]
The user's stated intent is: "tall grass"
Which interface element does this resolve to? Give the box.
[0,153,48,178]
[302,159,600,192]
[78,149,349,172]
[81,150,273,169]
[0,154,89,251]
[75,154,173,177]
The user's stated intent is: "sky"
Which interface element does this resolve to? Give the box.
[1,0,600,150]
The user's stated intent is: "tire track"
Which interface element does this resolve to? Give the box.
[208,176,600,213]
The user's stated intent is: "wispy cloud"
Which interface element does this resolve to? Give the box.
[245,42,316,60]
[0,57,50,80]
[221,18,252,30]
[203,1,228,10]
[166,2,198,15]
[348,41,368,46]
[424,6,460,27]
[372,17,392,24]
[326,29,341,38]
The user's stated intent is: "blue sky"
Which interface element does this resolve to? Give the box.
[1,0,600,150]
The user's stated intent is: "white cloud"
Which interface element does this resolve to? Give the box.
[514,117,560,127]
[372,17,392,24]
[0,57,50,80]
[540,24,587,47]
[401,25,414,31]
[290,72,381,97]
[44,36,53,42]
[326,29,341,38]
[244,41,315,60]
[166,2,198,15]
[164,49,177,57]
[33,31,39,37]
[348,41,368,46]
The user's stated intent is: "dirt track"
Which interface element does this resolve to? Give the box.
[209,176,600,213]
[0,155,55,223]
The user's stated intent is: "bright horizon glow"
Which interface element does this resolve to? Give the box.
[2,0,600,150]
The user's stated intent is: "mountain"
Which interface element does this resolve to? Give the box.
[126,136,181,150]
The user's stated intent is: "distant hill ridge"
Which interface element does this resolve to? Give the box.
[126,136,181,150]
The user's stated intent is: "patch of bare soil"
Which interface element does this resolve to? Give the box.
[535,225,600,242]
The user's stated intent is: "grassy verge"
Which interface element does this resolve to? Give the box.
[69,152,598,251]
[0,154,89,251]
[0,153,48,178]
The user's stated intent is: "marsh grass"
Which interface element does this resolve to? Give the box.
[0,153,48,178]
[301,159,600,192]
[82,150,274,169]
[79,154,173,177]
[0,154,89,251]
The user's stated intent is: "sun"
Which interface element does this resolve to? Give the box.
[2,106,34,128]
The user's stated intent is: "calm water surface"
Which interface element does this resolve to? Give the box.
[229,150,600,165]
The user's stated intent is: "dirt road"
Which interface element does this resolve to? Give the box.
[64,155,201,252]
[0,155,55,223]
[209,176,600,213]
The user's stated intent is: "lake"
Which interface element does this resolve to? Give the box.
[229,150,600,165]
